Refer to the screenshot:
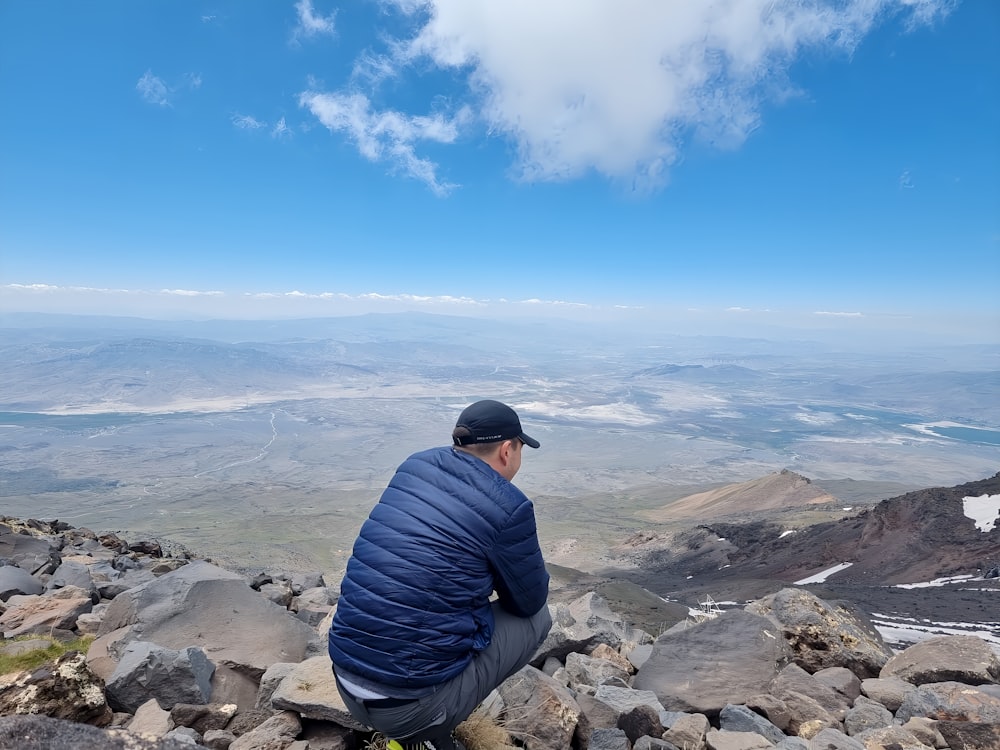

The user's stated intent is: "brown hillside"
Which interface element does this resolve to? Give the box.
[640,469,837,522]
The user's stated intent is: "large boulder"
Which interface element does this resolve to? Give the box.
[0,651,111,726]
[269,654,367,730]
[105,641,215,714]
[96,560,320,707]
[0,585,93,638]
[536,593,653,663]
[0,530,59,575]
[0,564,44,600]
[0,715,196,750]
[880,635,1000,686]
[498,665,581,750]
[746,588,892,678]
[632,610,792,716]
[895,681,1000,723]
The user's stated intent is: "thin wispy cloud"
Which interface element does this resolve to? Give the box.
[815,311,864,317]
[3,283,587,310]
[899,169,915,189]
[160,289,225,297]
[301,0,952,193]
[232,114,266,130]
[293,0,336,41]
[136,70,170,106]
[298,89,469,195]
[272,117,292,138]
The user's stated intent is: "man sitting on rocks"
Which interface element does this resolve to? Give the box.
[329,400,552,750]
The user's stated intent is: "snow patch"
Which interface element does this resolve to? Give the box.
[963,494,1000,532]
[794,562,853,585]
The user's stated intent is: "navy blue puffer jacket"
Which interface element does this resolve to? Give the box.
[328,446,549,690]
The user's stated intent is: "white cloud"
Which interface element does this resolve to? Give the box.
[232,113,266,129]
[294,0,336,40]
[272,117,292,138]
[136,70,170,106]
[298,89,469,195]
[305,0,952,192]
[160,289,225,297]
[814,311,864,317]
[899,169,915,189]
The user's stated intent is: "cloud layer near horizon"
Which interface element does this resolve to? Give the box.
[299,0,951,192]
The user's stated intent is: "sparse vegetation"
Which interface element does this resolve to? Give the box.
[0,636,95,676]
[456,711,518,750]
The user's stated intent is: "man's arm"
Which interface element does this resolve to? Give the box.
[488,500,549,617]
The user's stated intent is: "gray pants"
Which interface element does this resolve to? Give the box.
[336,602,552,744]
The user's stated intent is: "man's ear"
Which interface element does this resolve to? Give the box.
[497,439,515,467]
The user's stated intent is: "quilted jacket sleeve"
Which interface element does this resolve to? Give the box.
[488,495,549,617]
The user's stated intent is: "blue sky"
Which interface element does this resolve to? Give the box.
[1,1,997,341]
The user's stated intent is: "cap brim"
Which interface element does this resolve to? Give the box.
[519,433,540,449]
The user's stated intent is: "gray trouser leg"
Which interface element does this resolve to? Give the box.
[338,602,552,742]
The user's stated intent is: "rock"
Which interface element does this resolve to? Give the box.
[290,587,334,627]
[805,728,864,749]
[257,662,297,711]
[105,642,215,713]
[270,654,367,730]
[936,719,1000,750]
[76,602,110,636]
[633,610,792,716]
[745,693,792,732]
[856,725,934,749]
[812,667,862,702]
[895,680,1000,723]
[203,728,238,749]
[299,718,354,750]
[843,695,893,736]
[45,559,97,598]
[719,703,786,744]
[880,635,1000,686]
[769,663,849,720]
[536,593,653,663]
[776,690,839,737]
[97,560,320,709]
[498,665,581,750]
[704,729,773,750]
[746,588,892,678]
[129,698,173,738]
[0,585,93,638]
[662,712,710,749]
[633,737,680,750]
[574,692,620,749]
[0,650,111,725]
[0,714,196,750]
[229,711,301,750]
[0,531,59,576]
[899,717,946,749]
[0,563,44,599]
[566,651,632,688]
[859,676,915,713]
[259,581,293,608]
[591,643,636,674]
[594,684,665,715]
[617,703,664,744]
[589,727,630,750]
[169,702,238,733]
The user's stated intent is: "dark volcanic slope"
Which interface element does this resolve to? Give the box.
[610,473,1000,592]
[724,472,1000,585]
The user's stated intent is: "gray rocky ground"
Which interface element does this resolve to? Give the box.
[1,518,999,749]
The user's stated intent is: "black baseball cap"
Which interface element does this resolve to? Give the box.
[452,399,540,449]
